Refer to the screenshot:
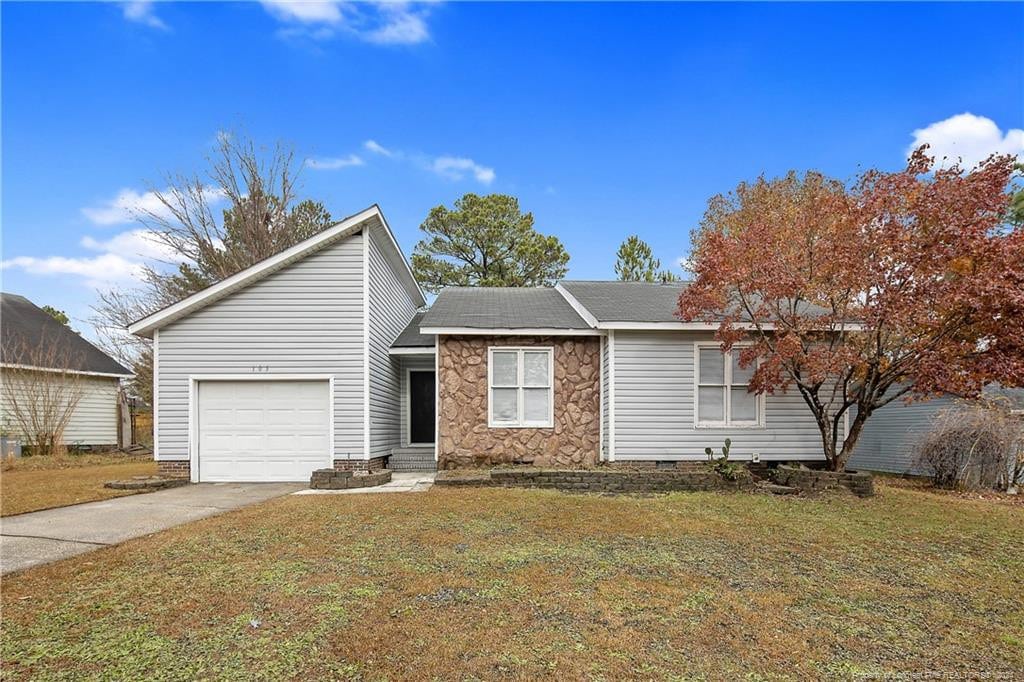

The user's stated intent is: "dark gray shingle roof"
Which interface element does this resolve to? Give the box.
[1,293,132,376]
[391,312,434,348]
[420,287,589,330]
[559,280,689,323]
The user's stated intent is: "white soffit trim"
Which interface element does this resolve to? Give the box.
[388,347,437,356]
[419,327,602,336]
[596,321,864,331]
[127,206,381,338]
[553,283,598,328]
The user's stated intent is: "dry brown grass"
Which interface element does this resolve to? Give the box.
[1,453,157,516]
[1,481,1021,680]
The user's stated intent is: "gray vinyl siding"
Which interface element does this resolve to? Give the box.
[1,373,120,445]
[848,395,954,475]
[366,227,420,458]
[399,355,435,447]
[611,330,827,461]
[156,232,366,461]
[601,334,609,459]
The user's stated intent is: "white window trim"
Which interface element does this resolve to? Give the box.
[693,343,765,429]
[487,346,554,428]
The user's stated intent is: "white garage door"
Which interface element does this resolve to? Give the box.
[197,380,331,482]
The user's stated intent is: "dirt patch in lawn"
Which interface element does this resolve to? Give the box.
[1,481,1021,679]
[1,454,157,516]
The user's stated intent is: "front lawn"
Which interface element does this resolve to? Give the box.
[1,483,1020,679]
[1,453,157,516]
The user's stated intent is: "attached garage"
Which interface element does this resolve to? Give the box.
[194,379,332,482]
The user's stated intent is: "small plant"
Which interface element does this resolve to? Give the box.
[705,438,742,481]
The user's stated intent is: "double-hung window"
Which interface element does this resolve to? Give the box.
[488,347,553,428]
[695,344,762,427]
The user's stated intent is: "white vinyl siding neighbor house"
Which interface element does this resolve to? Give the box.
[131,207,425,482]
[1,293,132,449]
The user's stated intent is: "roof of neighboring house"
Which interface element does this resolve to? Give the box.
[0,293,132,377]
[128,205,425,338]
[558,280,689,323]
[391,312,433,348]
[420,287,591,330]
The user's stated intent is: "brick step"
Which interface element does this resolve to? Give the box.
[390,447,436,472]
[391,462,437,472]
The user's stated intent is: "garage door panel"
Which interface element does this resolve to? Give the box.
[197,380,330,482]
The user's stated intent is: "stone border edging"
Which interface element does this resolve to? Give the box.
[104,476,189,491]
[771,465,874,497]
[310,469,392,490]
[435,467,754,493]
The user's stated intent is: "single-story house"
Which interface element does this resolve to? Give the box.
[129,205,846,483]
[1,293,133,448]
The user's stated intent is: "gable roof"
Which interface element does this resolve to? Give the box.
[391,312,433,348]
[128,205,424,338]
[1,293,132,377]
[558,280,689,323]
[420,287,591,332]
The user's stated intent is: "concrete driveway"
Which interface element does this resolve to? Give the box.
[0,482,303,575]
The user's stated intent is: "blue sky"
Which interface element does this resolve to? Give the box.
[2,1,1023,340]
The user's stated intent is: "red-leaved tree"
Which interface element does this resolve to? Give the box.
[677,148,1023,470]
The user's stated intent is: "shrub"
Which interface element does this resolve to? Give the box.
[913,399,1024,492]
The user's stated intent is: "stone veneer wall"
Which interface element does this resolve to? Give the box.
[438,335,600,469]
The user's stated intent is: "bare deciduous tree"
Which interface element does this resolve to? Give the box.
[1,334,85,456]
[91,133,334,404]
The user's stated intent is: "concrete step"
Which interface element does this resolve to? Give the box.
[390,447,437,472]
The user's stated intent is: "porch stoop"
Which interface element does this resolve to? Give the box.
[390,446,437,472]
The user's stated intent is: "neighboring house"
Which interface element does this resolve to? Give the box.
[130,205,845,483]
[1,293,133,448]
[849,385,1024,475]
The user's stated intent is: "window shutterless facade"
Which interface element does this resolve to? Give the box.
[488,347,554,428]
[694,344,763,428]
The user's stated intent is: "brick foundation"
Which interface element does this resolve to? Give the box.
[333,456,388,472]
[157,460,190,479]
[435,467,754,493]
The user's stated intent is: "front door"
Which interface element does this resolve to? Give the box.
[409,371,436,444]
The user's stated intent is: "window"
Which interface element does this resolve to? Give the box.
[695,345,762,427]
[488,347,553,427]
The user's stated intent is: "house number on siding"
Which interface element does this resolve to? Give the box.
[251,365,270,373]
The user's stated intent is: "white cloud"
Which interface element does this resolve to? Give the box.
[1,253,145,289]
[908,113,1024,170]
[260,0,344,24]
[2,228,191,291]
[121,1,169,30]
[363,139,395,157]
[80,230,183,263]
[431,156,495,185]
[81,186,224,226]
[306,154,365,170]
[365,4,429,45]
[362,138,497,185]
[261,1,433,45]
